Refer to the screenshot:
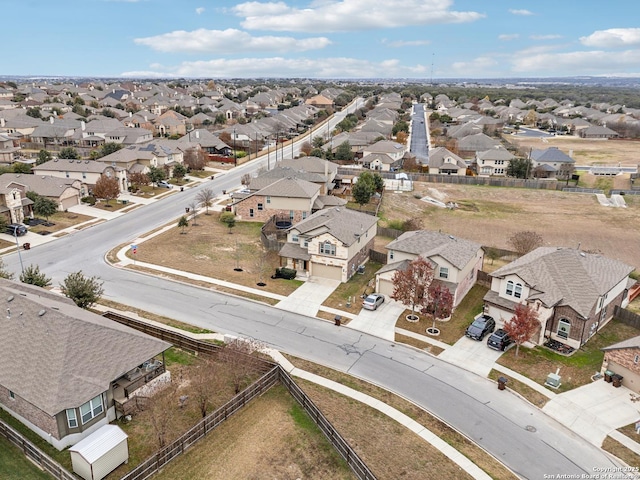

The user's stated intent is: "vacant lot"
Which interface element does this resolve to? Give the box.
[381,184,640,268]
[129,212,302,296]
[505,135,640,166]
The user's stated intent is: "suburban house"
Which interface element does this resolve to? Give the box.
[529,147,575,179]
[305,94,334,109]
[578,125,619,139]
[427,147,467,175]
[602,336,640,391]
[483,247,635,348]
[0,173,82,211]
[99,141,185,177]
[278,156,338,194]
[0,133,21,163]
[0,279,171,449]
[457,133,500,158]
[279,207,378,282]
[475,146,515,177]
[375,230,483,307]
[34,158,129,196]
[0,182,32,224]
[360,141,405,170]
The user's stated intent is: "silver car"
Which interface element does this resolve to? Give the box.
[362,293,384,310]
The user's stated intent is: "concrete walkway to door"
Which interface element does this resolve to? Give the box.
[274,276,341,317]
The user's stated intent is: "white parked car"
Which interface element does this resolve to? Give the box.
[157,180,172,189]
[362,293,384,311]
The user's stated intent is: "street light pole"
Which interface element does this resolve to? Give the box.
[14,231,24,274]
[233,128,237,167]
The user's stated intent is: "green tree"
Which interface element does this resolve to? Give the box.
[220,211,236,233]
[312,136,325,148]
[26,107,42,118]
[0,257,14,280]
[178,215,189,234]
[34,196,58,223]
[173,163,187,180]
[352,174,375,207]
[392,120,409,136]
[334,141,353,161]
[12,162,31,174]
[100,142,123,158]
[372,172,384,192]
[58,147,80,160]
[148,166,166,185]
[60,271,104,309]
[19,264,52,288]
[37,149,52,165]
[507,158,532,179]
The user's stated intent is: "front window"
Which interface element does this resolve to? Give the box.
[289,210,294,221]
[80,394,104,424]
[439,267,449,279]
[257,203,263,211]
[506,280,513,296]
[291,234,299,243]
[389,250,394,260]
[557,318,571,339]
[266,196,271,204]
[67,409,78,428]
[249,208,254,218]
[514,283,522,299]
[320,241,336,256]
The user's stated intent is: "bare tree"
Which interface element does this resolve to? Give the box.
[189,201,199,226]
[508,231,543,257]
[391,257,434,320]
[190,356,223,418]
[219,338,265,394]
[196,187,215,215]
[503,303,540,357]
[300,141,312,156]
[129,172,149,190]
[146,383,177,448]
[184,147,207,171]
[240,173,251,187]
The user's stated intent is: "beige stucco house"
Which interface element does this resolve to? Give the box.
[34,158,129,195]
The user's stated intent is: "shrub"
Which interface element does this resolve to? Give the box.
[273,267,297,280]
[81,196,96,205]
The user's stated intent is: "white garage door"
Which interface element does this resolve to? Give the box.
[312,263,342,281]
[378,277,395,297]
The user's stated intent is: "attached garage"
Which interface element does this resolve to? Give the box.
[602,339,640,393]
[60,193,80,210]
[70,425,128,480]
[375,261,409,298]
[311,262,343,281]
[605,361,640,392]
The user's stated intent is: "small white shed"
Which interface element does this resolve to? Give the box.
[69,425,129,480]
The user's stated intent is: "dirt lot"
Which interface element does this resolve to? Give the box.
[505,135,640,166]
[381,183,640,269]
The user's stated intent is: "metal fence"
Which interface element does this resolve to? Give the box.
[0,420,76,480]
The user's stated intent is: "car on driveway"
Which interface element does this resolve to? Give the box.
[6,223,27,237]
[465,314,496,341]
[487,328,512,351]
[157,180,172,189]
[362,293,384,311]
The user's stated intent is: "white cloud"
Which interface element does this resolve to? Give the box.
[382,39,431,47]
[234,0,484,32]
[530,34,562,40]
[450,56,499,75]
[509,9,533,16]
[498,34,519,41]
[195,7,205,15]
[580,28,640,48]
[122,56,423,78]
[511,49,640,74]
[134,29,331,53]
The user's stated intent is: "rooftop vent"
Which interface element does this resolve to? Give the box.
[7,295,13,302]
[38,309,46,317]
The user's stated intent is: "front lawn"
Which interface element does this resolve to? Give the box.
[321,262,381,313]
[497,319,640,392]
[395,284,488,345]
[28,211,93,234]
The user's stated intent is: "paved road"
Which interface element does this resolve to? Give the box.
[2,100,623,478]
[410,103,429,164]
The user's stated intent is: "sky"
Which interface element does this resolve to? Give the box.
[6,0,640,79]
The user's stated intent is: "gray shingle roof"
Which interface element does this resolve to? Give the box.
[385,230,482,270]
[0,279,170,416]
[491,247,634,318]
[291,207,377,246]
[256,177,319,198]
[530,147,574,163]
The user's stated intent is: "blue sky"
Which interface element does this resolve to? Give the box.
[6,0,640,79]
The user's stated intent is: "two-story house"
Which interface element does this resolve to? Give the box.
[34,158,129,196]
[375,230,483,307]
[279,207,378,282]
[484,247,634,348]
[475,146,515,177]
[427,147,467,175]
[360,141,405,171]
[529,147,575,179]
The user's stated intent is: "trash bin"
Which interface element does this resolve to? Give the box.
[23,243,30,250]
[211,175,215,180]
[180,187,184,192]
[334,315,341,326]
[612,374,623,388]
[498,377,508,391]
[604,370,614,383]
[185,207,190,213]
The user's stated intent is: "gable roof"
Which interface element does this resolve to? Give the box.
[0,173,79,197]
[34,158,116,174]
[255,176,320,199]
[602,336,640,352]
[530,147,574,163]
[385,230,482,270]
[428,147,466,169]
[491,247,634,318]
[0,279,170,415]
[291,207,377,246]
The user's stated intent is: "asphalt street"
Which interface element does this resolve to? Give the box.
[2,99,624,478]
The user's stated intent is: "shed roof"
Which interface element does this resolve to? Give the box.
[69,425,128,464]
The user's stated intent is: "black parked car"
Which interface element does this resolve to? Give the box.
[487,328,512,351]
[465,314,496,341]
[6,223,27,237]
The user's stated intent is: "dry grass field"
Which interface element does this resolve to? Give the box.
[505,135,640,166]
[380,183,640,268]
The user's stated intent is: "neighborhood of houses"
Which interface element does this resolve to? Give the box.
[1,79,640,478]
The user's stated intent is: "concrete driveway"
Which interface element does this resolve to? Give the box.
[274,276,340,317]
[543,380,640,445]
[438,335,505,376]
[347,298,405,341]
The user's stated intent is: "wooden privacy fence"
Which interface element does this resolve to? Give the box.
[614,305,640,330]
[0,420,76,480]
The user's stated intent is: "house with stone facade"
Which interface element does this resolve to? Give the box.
[375,230,483,307]
[484,247,635,348]
[279,207,378,282]
[34,158,129,196]
[0,173,82,213]
[0,279,171,450]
